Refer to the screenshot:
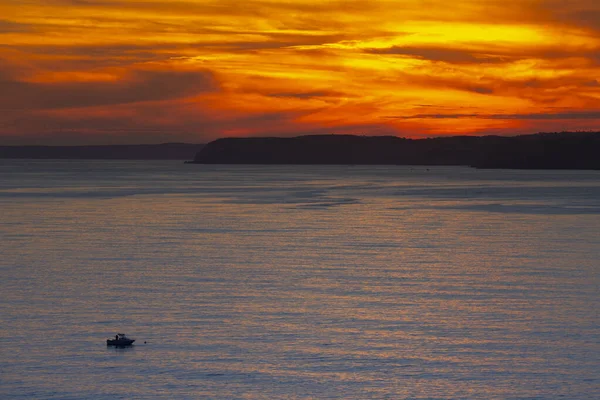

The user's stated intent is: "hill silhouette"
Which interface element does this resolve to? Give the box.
[191,132,600,169]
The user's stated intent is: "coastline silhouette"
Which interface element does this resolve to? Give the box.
[191,132,600,170]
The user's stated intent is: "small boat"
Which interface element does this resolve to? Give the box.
[107,333,135,346]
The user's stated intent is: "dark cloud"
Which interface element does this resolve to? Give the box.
[4,43,181,70]
[0,19,33,33]
[366,43,600,68]
[0,68,218,110]
[476,75,600,105]
[378,72,496,96]
[389,111,600,120]
[16,43,177,58]
[56,0,109,4]
[466,86,494,94]
[366,46,509,64]
[544,1,600,34]
[569,8,600,32]
[5,44,180,70]
[382,72,600,103]
[267,90,347,99]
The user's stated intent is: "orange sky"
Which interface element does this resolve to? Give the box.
[1,0,599,144]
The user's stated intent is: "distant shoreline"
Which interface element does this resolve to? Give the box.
[3,132,600,170]
[189,132,600,170]
[0,143,204,160]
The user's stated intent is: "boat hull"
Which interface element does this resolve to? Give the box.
[107,339,135,346]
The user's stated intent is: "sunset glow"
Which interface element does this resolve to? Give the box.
[1,0,599,144]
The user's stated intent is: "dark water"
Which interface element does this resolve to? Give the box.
[1,161,599,399]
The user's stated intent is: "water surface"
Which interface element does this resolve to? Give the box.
[1,161,599,399]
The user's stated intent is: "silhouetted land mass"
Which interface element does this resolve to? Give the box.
[191,132,600,169]
[0,143,204,160]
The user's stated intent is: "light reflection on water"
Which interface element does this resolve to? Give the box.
[1,161,599,399]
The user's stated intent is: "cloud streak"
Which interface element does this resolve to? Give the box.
[390,111,600,120]
[0,67,218,110]
[0,19,33,33]
[366,46,509,64]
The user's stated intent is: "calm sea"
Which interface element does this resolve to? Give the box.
[1,160,599,399]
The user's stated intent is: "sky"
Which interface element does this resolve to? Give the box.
[1,0,599,145]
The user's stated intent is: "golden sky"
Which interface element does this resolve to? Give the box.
[1,0,599,144]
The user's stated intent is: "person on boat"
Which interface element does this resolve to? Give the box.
[115,334,119,340]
